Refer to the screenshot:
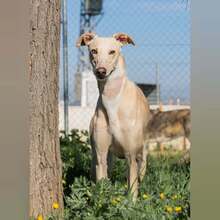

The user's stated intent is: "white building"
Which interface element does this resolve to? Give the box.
[59,71,99,131]
[74,70,99,107]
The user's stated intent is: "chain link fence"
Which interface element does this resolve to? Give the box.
[59,0,191,131]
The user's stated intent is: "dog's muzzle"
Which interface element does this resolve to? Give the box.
[95,67,107,79]
[95,67,116,81]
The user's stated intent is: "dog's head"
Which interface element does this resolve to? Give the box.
[76,32,135,80]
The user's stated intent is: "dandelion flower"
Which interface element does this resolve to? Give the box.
[37,214,43,220]
[111,198,118,206]
[174,206,182,213]
[52,202,59,209]
[172,195,178,200]
[142,193,149,200]
[165,206,173,213]
[160,193,165,200]
[116,196,121,202]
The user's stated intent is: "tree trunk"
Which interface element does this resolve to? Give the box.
[29,0,63,218]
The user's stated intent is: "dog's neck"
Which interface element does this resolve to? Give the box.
[97,55,126,99]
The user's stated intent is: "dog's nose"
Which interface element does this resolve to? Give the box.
[96,67,107,78]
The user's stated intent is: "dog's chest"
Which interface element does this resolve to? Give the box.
[102,94,121,127]
[101,78,126,125]
[102,94,136,148]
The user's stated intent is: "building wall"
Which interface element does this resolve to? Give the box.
[74,70,99,107]
[59,104,190,131]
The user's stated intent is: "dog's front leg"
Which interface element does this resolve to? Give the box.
[127,154,139,200]
[96,149,108,180]
[92,129,112,181]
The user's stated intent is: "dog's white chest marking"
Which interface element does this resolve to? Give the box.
[102,69,124,119]
[102,93,120,126]
[102,76,125,131]
[102,94,125,149]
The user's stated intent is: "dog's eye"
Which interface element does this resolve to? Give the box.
[91,49,98,55]
[109,50,116,55]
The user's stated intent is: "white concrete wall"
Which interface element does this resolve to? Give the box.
[59,104,190,131]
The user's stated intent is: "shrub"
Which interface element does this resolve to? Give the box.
[60,129,91,196]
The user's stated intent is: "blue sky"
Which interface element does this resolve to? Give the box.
[60,0,190,104]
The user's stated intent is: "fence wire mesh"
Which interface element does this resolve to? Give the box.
[59,0,191,131]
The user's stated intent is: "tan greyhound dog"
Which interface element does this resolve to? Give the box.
[76,32,151,199]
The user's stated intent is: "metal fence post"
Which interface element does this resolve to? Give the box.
[156,62,160,106]
[61,0,69,135]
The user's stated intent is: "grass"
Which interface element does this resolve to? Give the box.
[61,130,190,220]
[64,154,190,220]
[32,130,190,220]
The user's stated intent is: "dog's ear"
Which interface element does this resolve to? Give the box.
[113,33,135,46]
[76,32,96,47]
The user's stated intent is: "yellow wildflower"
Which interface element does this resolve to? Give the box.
[174,206,182,213]
[160,193,165,200]
[37,214,43,220]
[165,206,173,213]
[172,195,178,200]
[111,198,118,206]
[52,202,59,209]
[116,196,121,202]
[142,193,149,200]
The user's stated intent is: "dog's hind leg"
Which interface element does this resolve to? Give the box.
[137,144,148,182]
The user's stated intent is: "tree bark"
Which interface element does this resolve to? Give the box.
[29,0,63,218]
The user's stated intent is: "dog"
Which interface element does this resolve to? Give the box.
[147,108,191,151]
[76,32,151,199]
